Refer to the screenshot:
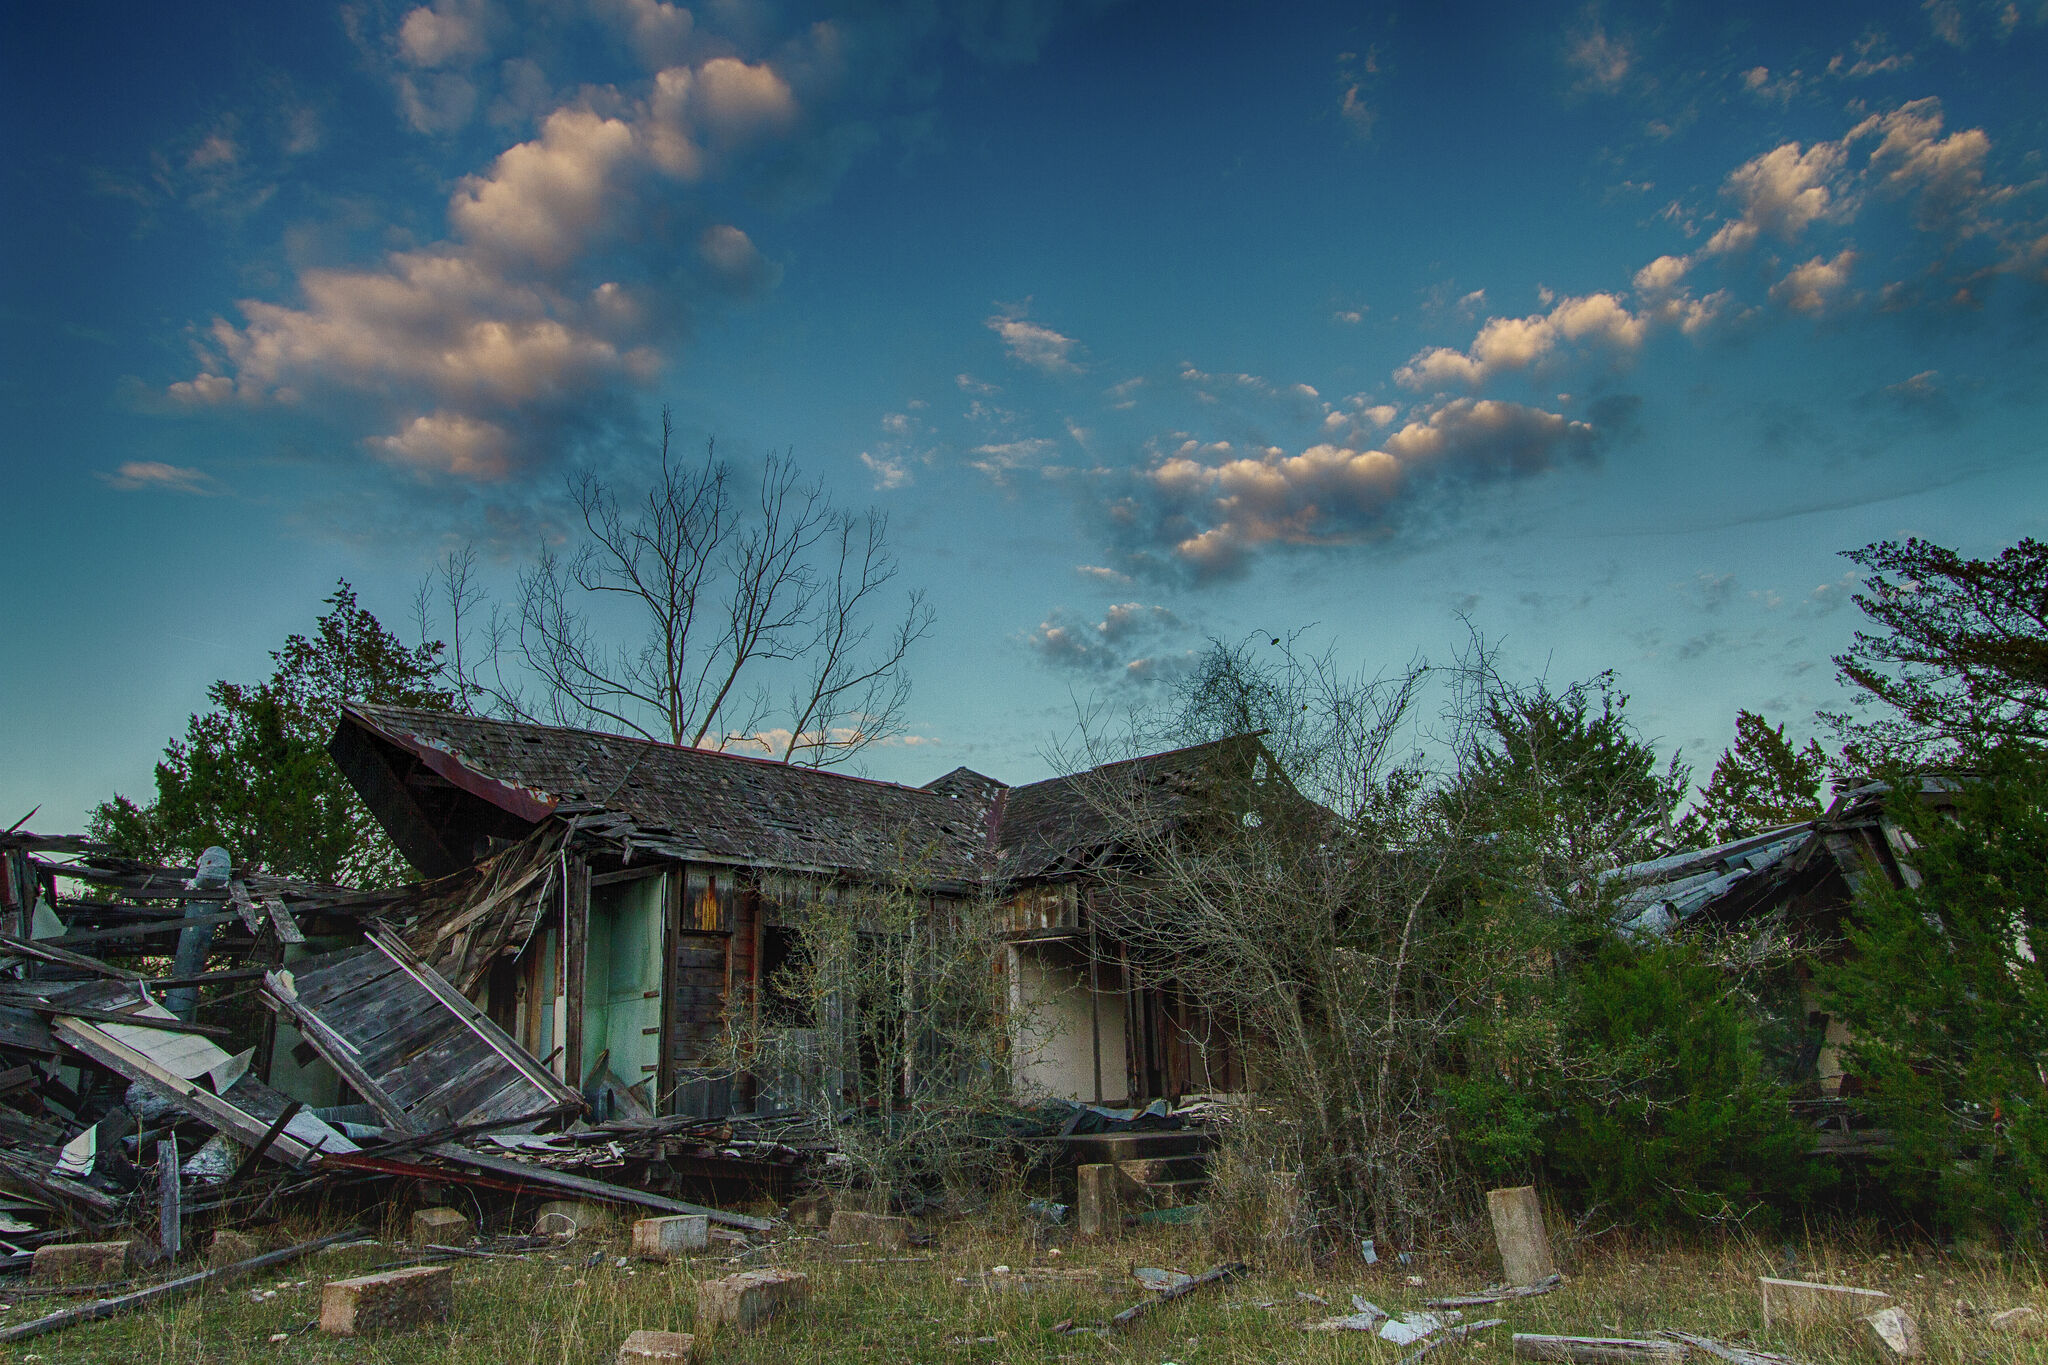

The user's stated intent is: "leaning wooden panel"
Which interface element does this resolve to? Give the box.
[262,925,581,1134]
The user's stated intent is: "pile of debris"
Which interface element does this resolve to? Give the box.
[0,830,784,1340]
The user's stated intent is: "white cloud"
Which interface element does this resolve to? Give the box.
[369,411,513,479]
[860,450,911,490]
[698,223,776,292]
[1632,254,1691,297]
[1128,398,1600,577]
[450,107,639,268]
[987,310,1083,373]
[1396,291,1647,390]
[594,0,696,69]
[1567,24,1632,91]
[970,438,1056,484]
[397,1,490,68]
[98,461,221,494]
[1770,249,1858,313]
[1028,602,1184,673]
[1703,139,1850,255]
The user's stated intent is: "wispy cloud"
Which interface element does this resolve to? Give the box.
[98,461,222,495]
[987,306,1084,374]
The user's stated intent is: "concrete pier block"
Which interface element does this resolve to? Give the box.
[695,1269,809,1330]
[319,1263,455,1336]
[631,1214,710,1260]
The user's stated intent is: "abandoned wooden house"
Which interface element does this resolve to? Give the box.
[328,704,1268,1119]
[1604,773,1966,1105]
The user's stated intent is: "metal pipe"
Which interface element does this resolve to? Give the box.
[165,847,230,1021]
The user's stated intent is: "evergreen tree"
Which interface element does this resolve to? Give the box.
[1822,749,2048,1238]
[1450,674,1690,876]
[91,582,450,888]
[1678,710,1829,845]
[1546,935,1823,1227]
[1823,536,2048,769]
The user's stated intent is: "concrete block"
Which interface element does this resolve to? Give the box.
[319,1263,455,1336]
[787,1193,832,1228]
[631,1214,710,1260]
[1863,1306,1921,1359]
[1758,1277,1891,1330]
[411,1206,473,1244]
[696,1268,809,1330]
[826,1209,912,1250]
[31,1239,135,1283]
[619,1328,696,1362]
[534,1199,614,1238]
[1077,1163,1119,1241]
[1487,1186,1557,1287]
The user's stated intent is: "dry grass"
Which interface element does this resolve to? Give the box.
[0,1205,2042,1364]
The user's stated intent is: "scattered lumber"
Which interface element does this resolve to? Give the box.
[1514,1334,1686,1363]
[1654,1331,1809,1365]
[424,1145,772,1231]
[0,1227,365,1345]
[1396,1319,1506,1365]
[1109,1262,1247,1329]
[1427,1273,1563,1308]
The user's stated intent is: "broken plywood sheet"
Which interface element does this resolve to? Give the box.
[263,925,579,1136]
[48,981,354,1166]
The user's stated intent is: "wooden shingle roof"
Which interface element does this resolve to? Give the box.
[340,705,1262,889]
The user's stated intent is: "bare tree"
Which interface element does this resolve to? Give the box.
[1062,637,1689,1252]
[430,413,933,765]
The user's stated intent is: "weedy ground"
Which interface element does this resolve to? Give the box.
[0,1202,2041,1364]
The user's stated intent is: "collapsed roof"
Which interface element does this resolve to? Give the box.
[1604,774,1968,937]
[333,703,1267,890]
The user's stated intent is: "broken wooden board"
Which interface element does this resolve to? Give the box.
[262,925,579,1137]
[48,983,354,1167]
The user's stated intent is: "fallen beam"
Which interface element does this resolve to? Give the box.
[1514,1334,1686,1363]
[0,1227,365,1346]
[424,1145,772,1232]
[26,1003,232,1038]
[1110,1262,1246,1329]
[0,935,143,981]
[1655,1331,1810,1365]
[1427,1274,1562,1308]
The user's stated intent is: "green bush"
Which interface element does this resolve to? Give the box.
[1545,935,1824,1227]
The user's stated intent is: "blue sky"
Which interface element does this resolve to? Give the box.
[5,0,2046,831]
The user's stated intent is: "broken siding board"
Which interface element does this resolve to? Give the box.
[264,971,419,1131]
[49,1018,345,1166]
[294,947,401,1006]
[365,925,572,1101]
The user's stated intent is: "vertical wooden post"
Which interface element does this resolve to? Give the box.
[658,868,679,1116]
[158,1134,181,1261]
[1087,918,1104,1105]
[1486,1186,1557,1286]
[1077,1163,1119,1240]
[563,851,589,1093]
